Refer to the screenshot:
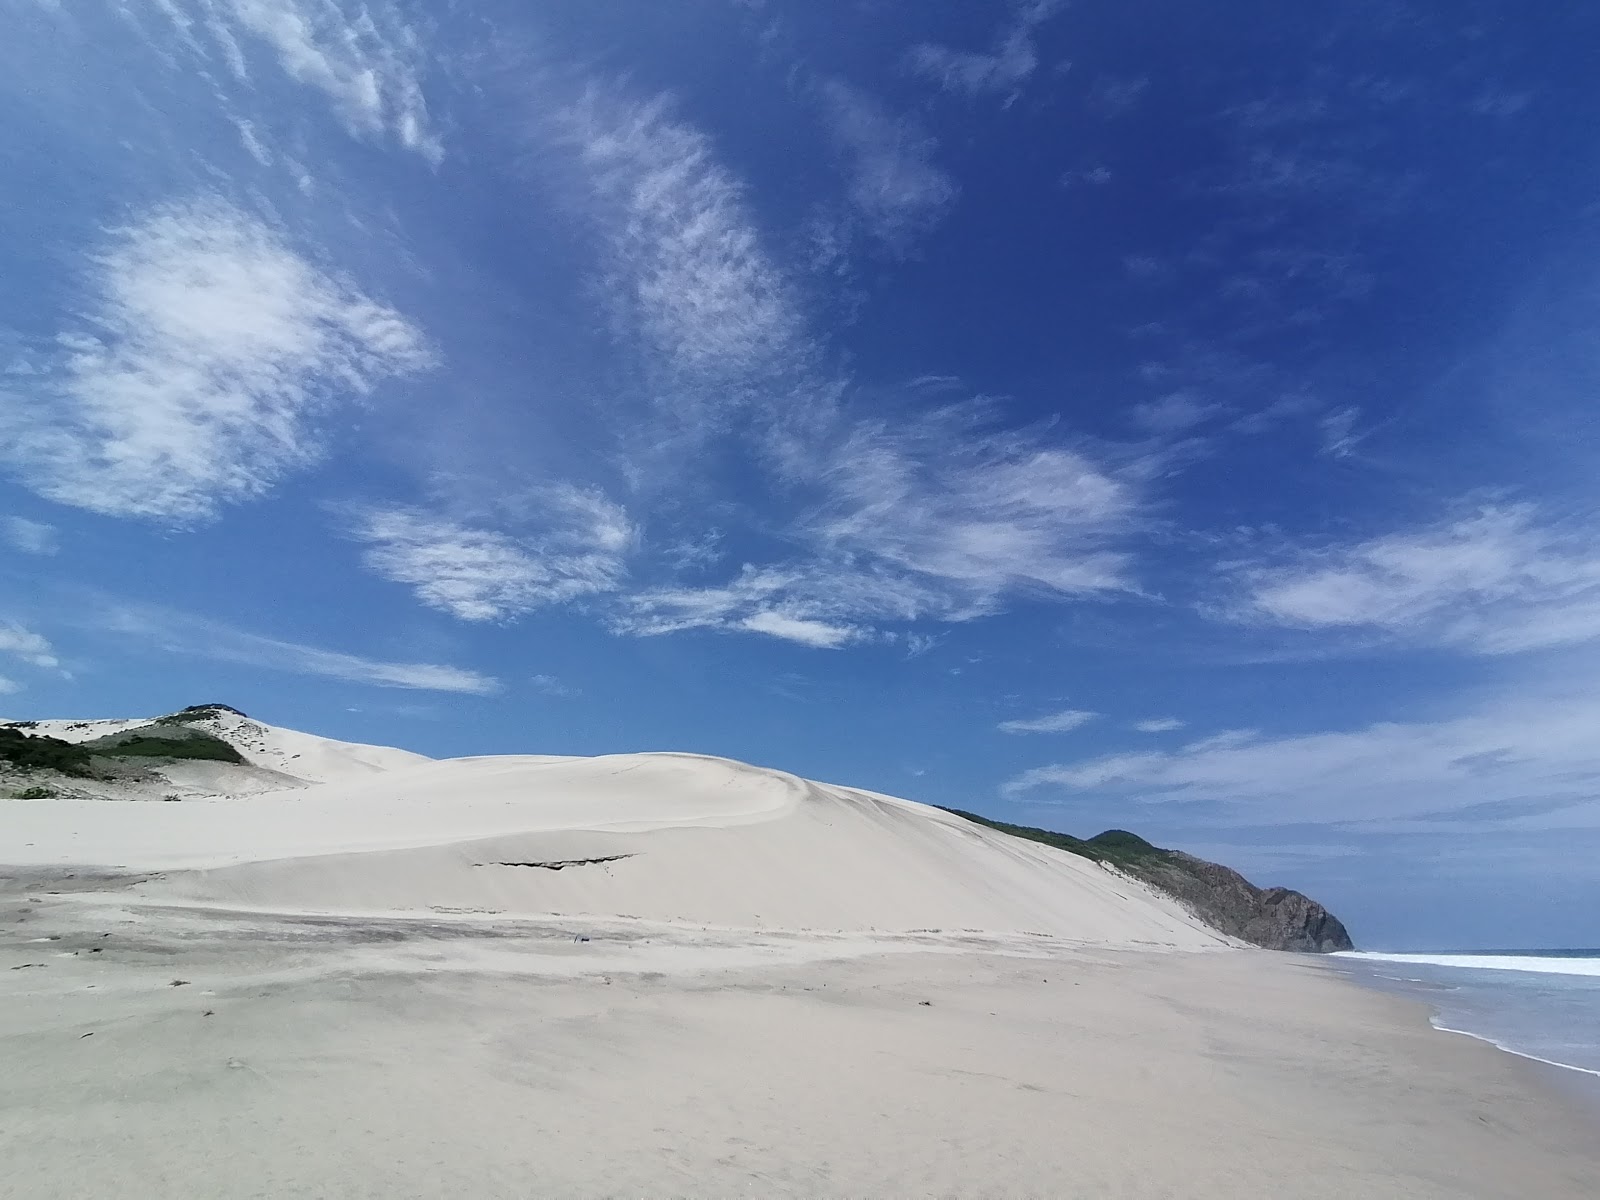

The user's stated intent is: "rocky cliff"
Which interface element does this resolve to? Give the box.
[944,814,1354,953]
[1111,842,1354,953]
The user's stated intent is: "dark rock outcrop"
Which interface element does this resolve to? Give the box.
[1112,846,1354,953]
[942,813,1354,952]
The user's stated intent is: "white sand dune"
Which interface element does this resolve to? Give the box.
[6,715,1600,1197]
[3,716,1223,945]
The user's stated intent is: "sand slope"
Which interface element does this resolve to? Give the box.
[3,720,1224,944]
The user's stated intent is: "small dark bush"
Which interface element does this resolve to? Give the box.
[16,785,58,799]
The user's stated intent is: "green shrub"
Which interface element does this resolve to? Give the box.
[15,785,57,799]
[0,727,95,776]
[97,733,244,764]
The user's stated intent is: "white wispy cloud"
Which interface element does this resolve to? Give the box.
[816,79,957,250]
[620,565,867,648]
[155,0,443,162]
[1133,717,1185,732]
[1003,686,1600,831]
[0,196,431,523]
[740,610,860,649]
[345,488,635,622]
[0,676,20,696]
[1087,74,1150,118]
[529,673,575,697]
[809,415,1140,608]
[1129,392,1221,434]
[1317,405,1368,458]
[905,0,1061,103]
[540,78,1147,648]
[619,420,1143,648]
[998,708,1097,734]
[1234,504,1600,654]
[0,622,60,671]
[553,86,809,424]
[1,517,57,556]
[104,603,496,693]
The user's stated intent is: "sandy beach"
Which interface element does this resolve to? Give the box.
[3,717,1597,1197]
[4,892,1598,1198]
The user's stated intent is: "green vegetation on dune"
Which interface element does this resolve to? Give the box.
[0,726,96,777]
[941,808,1162,868]
[90,731,245,764]
[0,720,245,779]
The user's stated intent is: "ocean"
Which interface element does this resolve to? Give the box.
[1330,949,1600,1104]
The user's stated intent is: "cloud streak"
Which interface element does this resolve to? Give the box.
[1233,504,1600,654]
[154,0,443,162]
[0,622,60,672]
[553,86,809,427]
[1,517,57,556]
[0,196,431,524]
[905,0,1061,103]
[998,708,1097,734]
[345,489,635,622]
[817,79,957,250]
[1004,686,1600,831]
[104,603,497,693]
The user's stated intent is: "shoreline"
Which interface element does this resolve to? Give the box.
[1315,953,1600,1109]
[4,887,1598,1197]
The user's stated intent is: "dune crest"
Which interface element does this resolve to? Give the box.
[1,713,1227,947]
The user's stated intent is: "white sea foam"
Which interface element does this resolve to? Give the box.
[1430,1022,1600,1080]
[1336,952,1600,978]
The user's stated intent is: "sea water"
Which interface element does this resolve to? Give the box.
[1330,949,1600,1103]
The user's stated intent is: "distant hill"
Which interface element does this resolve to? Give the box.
[942,810,1354,953]
[0,704,428,800]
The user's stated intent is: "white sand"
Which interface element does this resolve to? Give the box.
[3,901,1597,1198]
[3,715,1598,1196]
[2,742,1224,945]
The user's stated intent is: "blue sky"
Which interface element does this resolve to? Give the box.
[3,0,1599,949]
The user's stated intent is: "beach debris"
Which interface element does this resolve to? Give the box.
[79,1032,93,1038]
[10,963,45,970]
[918,1000,932,1007]
[170,979,190,987]
[203,1010,215,1017]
